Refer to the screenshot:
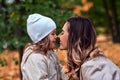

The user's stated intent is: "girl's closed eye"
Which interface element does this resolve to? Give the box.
[51,33,56,35]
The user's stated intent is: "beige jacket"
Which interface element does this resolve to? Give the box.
[21,47,66,80]
[80,51,120,80]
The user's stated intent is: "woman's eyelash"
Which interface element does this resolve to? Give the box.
[61,32,64,35]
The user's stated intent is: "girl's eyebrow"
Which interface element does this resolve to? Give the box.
[53,30,56,33]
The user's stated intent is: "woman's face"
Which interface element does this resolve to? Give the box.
[58,22,69,50]
[49,29,57,49]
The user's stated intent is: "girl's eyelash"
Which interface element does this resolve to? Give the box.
[52,33,56,35]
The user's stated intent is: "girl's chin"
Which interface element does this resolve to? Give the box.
[59,46,67,50]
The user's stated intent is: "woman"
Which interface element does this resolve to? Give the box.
[21,13,66,80]
[58,16,120,80]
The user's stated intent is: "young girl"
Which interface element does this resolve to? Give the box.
[21,13,66,80]
[58,16,120,80]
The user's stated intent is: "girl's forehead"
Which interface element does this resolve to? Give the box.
[51,29,56,33]
[53,29,56,32]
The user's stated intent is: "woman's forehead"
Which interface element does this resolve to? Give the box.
[62,22,70,31]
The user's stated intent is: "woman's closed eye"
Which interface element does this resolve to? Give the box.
[60,31,64,35]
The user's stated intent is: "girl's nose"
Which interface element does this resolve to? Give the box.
[54,34,57,38]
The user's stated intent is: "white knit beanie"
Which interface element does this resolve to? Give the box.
[27,13,56,43]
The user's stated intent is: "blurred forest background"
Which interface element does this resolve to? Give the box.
[0,0,120,80]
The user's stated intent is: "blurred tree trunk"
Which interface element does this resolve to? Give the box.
[15,26,23,80]
[102,0,113,33]
[15,0,23,80]
[102,0,120,43]
[18,46,23,80]
[109,0,120,42]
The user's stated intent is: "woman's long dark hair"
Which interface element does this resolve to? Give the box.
[66,16,96,79]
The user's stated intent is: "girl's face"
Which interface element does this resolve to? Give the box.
[58,22,69,50]
[48,29,57,49]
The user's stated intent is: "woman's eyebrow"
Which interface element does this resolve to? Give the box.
[61,29,64,32]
